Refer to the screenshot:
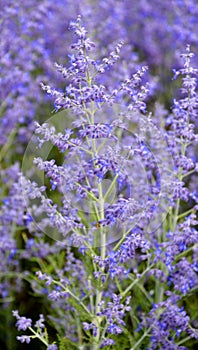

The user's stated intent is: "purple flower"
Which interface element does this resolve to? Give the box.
[16,335,31,344]
[34,314,45,329]
[12,310,32,331]
[47,345,58,350]
[97,294,131,335]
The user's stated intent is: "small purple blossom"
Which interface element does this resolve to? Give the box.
[16,335,31,344]
[12,310,32,331]
[47,345,58,350]
[34,314,45,329]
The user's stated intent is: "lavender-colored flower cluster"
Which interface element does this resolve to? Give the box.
[0,3,198,350]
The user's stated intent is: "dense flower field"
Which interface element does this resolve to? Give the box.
[0,1,198,349]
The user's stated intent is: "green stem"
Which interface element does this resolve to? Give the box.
[177,208,195,220]
[28,327,48,346]
[130,327,151,350]
[176,244,197,261]
[93,182,106,349]
[97,322,108,349]
[75,315,84,349]
[113,222,137,252]
[53,280,91,316]
[0,128,17,162]
[74,181,99,202]
[88,278,94,314]
[120,264,154,298]
[177,335,192,346]
[103,173,118,202]
[67,140,93,155]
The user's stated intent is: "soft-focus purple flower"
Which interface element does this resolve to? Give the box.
[12,310,32,331]
[16,335,31,344]
[47,345,58,350]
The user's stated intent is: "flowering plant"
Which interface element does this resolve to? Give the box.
[0,10,197,350]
